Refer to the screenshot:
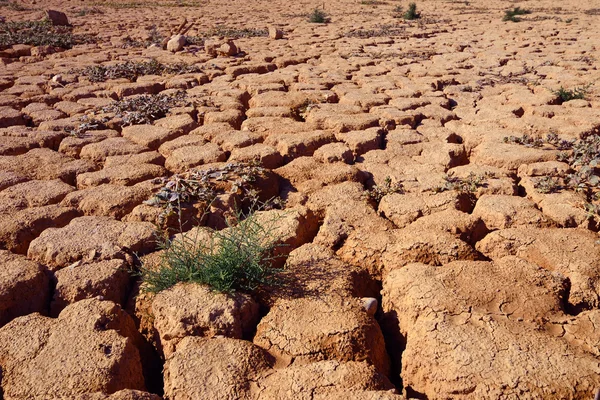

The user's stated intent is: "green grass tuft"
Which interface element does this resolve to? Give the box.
[308,8,330,23]
[138,207,286,294]
[553,86,590,103]
[503,6,531,22]
[403,2,420,20]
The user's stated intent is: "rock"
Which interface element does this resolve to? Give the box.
[254,295,390,376]
[166,35,186,52]
[76,164,167,189]
[0,205,79,254]
[476,227,600,311]
[381,258,600,399]
[151,283,260,357]
[164,143,227,173]
[218,40,238,57]
[362,297,378,317]
[229,143,283,169]
[122,125,181,150]
[45,10,70,26]
[27,216,156,270]
[313,142,354,163]
[0,148,95,186]
[0,179,75,213]
[0,299,145,398]
[61,183,152,219]
[268,26,284,39]
[472,194,552,230]
[0,250,49,328]
[80,137,149,163]
[163,336,272,400]
[51,259,131,317]
[256,360,395,399]
[378,191,472,229]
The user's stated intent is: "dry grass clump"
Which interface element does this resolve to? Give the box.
[75,59,202,83]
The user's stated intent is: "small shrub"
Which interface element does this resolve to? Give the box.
[404,2,420,20]
[138,206,286,294]
[508,132,600,221]
[308,8,330,23]
[367,176,404,202]
[436,172,488,195]
[503,134,544,148]
[144,161,273,226]
[553,85,590,103]
[503,7,531,22]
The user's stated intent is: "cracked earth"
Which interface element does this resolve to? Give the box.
[1,0,600,398]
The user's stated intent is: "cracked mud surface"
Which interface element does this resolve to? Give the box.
[1,0,600,398]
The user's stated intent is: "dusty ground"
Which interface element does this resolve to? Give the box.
[1,0,600,398]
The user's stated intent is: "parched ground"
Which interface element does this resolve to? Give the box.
[1,0,600,398]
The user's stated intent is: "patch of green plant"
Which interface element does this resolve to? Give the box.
[534,176,563,194]
[138,206,286,294]
[503,134,544,148]
[403,2,420,20]
[503,7,531,22]
[367,176,404,202]
[99,91,189,126]
[435,172,489,194]
[0,20,74,48]
[553,85,590,103]
[308,8,330,23]
[509,131,600,220]
[75,59,202,83]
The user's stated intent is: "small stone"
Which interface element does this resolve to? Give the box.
[45,10,69,26]
[218,40,238,57]
[361,297,378,317]
[268,26,284,40]
[51,75,63,84]
[166,35,186,53]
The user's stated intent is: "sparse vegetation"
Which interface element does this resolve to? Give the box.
[503,134,544,148]
[361,0,388,5]
[436,172,489,195]
[367,176,404,202]
[76,7,104,16]
[0,20,76,48]
[144,161,277,226]
[503,7,531,22]
[74,59,202,83]
[403,2,420,20]
[99,91,189,126]
[553,85,590,103]
[308,8,330,23]
[138,206,285,294]
[508,132,600,220]
[346,24,406,38]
